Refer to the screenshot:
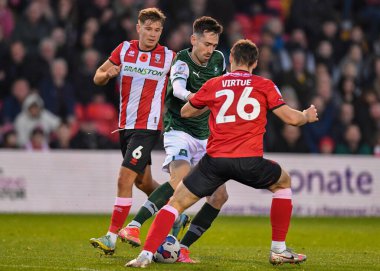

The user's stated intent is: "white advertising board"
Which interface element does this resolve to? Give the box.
[0,151,379,216]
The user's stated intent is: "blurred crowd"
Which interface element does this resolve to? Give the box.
[0,0,380,155]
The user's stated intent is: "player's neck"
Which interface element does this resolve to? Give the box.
[138,41,157,52]
[190,50,208,67]
[231,66,251,73]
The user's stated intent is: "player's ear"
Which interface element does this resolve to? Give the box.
[252,60,258,70]
[252,60,258,68]
[136,23,140,34]
[190,34,196,46]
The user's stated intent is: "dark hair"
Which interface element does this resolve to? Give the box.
[138,8,166,25]
[193,16,223,36]
[231,39,259,67]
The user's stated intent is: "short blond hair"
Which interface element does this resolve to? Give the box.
[138,8,166,25]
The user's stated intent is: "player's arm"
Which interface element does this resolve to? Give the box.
[93,60,122,86]
[173,79,193,101]
[171,60,193,101]
[181,102,208,118]
[273,104,319,126]
[181,81,211,118]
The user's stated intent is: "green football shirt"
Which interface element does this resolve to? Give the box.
[164,48,226,139]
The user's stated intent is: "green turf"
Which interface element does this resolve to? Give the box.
[0,214,379,271]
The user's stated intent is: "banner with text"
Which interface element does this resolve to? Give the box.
[0,151,378,216]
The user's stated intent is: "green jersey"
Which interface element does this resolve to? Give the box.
[164,48,226,139]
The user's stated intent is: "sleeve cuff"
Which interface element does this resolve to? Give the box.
[108,58,118,65]
[189,100,205,109]
[270,103,286,111]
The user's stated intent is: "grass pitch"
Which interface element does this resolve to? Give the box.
[0,214,379,271]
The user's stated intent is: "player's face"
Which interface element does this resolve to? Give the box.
[191,32,219,65]
[137,20,163,51]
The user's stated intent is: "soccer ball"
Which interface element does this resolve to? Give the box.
[153,235,180,263]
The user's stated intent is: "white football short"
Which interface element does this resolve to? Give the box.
[162,130,207,172]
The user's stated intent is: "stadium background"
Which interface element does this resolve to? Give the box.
[0,1,380,271]
[1,0,380,154]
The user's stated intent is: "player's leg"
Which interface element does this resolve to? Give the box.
[90,130,157,253]
[126,155,225,268]
[115,130,160,246]
[120,159,191,246]
[89,165,138,254]
[116,165,160,247]
[126,182,200,267]
[134,165,160,196]
[235,157,306,265]
[267,168,306,265]
[178,184,228,263]
[120,131,192,245]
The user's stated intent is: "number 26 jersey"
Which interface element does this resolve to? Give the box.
[189,70,285,158]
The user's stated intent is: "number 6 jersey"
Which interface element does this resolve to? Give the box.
[189,70,285,157]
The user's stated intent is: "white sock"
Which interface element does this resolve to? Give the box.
[127,220,141,228]
[271,241,286,253]
[106,231,118,244]
[140,250,153,261]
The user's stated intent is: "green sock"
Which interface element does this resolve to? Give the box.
[132,182,174,225]
[181,203,220,248]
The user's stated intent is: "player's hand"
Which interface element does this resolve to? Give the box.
[303,104,319,123]
[106,64,122,79]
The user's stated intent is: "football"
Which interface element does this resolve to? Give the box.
[153,235,181,263]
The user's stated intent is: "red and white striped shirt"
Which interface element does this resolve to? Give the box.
[109,40,175,130]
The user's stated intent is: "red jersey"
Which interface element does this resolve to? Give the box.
[109,40,175,130]
[189,70,285,157]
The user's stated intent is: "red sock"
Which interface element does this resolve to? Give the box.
[108,197,132,233]
[270,189,292,241]
[143,205,178,253]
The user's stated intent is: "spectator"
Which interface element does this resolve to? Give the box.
[70,118,116,149]
[84,93,118,142]
[0,0,14,40]
[338,76,360,104]
[2,78,31,124]
[319,136,335,154]
[14,93,61,146]
[332,102,355,143]
[49,122,72,149]
[373,132,380,157]
[281,28,315,73]
[270,125,309,153]
[3,41,38,92]
[303,95,336,152]
[315,40,336,76]
[74,49,114,105]
[25,126,50,151]
[0,127,19,148]
[12,1,52,54]
[279,49,315,108]
[335,124,372,155]
[366,57,380,99]
[39,58,76,122]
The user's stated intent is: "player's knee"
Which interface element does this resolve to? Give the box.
[134,182,147,193]
[168,175,182,189]
[273,170,291,190]
[117,168,135,191]
[169,197,187,214]
[208,188,229,208]
[268,169,291,192]
[168,161,190,188]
